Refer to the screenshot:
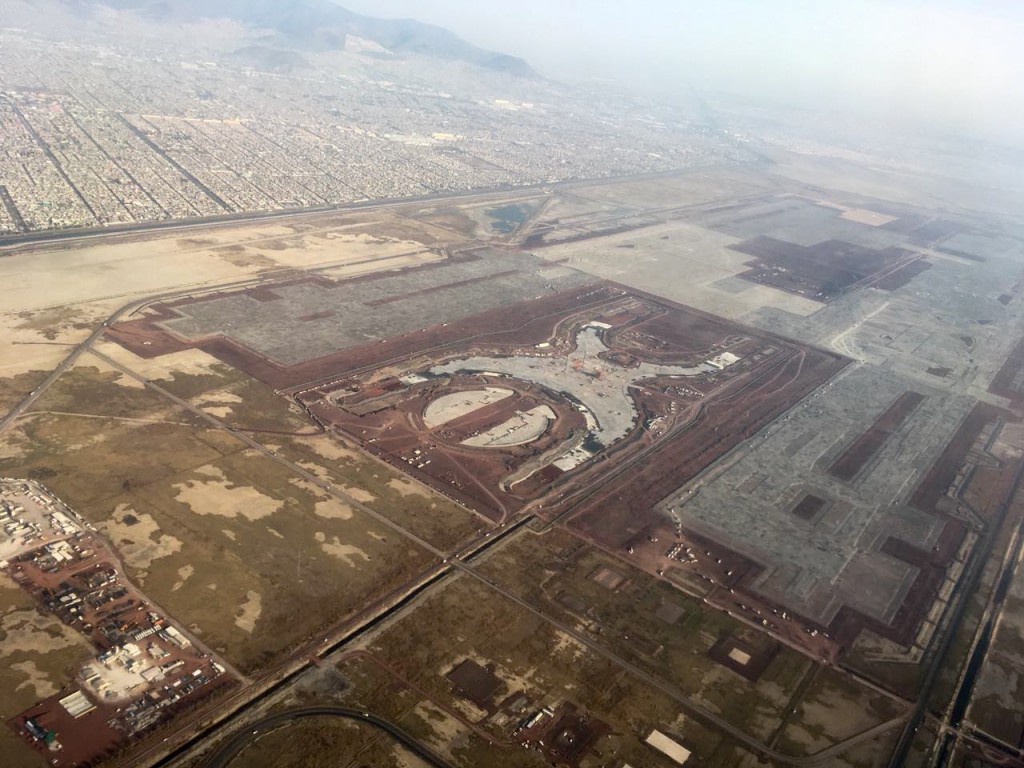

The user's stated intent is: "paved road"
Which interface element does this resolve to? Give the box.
[888,458,1024,768]
[203,706,453,768]
[0,192,906,767]
[0,318,109,434]
[91,345,900,767]
[0,164,731,251]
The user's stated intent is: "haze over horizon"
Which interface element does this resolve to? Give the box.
[5,1,1024,766]
[339,0,1024,148]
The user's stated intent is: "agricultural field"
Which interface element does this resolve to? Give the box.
[2,157,1024,768]
[336,574,755,768]
[0,370,441,673]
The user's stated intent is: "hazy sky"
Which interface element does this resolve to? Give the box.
[339,0,1024,144]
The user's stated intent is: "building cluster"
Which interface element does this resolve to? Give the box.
[0,28,735,234]
[0,478,84,561]
[1,478,231,761]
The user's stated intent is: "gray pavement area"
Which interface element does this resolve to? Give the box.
[430,326,718,449]
[159,250,594,365]
[745,238,1024,400]
[653,216,1024,625]
[666,364,973,625]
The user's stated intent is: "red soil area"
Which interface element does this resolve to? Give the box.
[440,393,544,442]
[830,519,967,649]
[831,403,1016,650]
[568,378,1010,657]
[606,308,760,365]
[516,702,610,768]
[791,494,826,520]
[910,402,1008,513]
[6,530,235,767]
[869,259,932,290]
[307,287,841,526]
[9,697,122,768]
[563,346,848,545]
[314,375,585,521]
[707,635,779,682]
[108,282,625,391]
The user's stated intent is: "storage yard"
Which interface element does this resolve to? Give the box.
[2,481,233,767]
[2,161,1023,767]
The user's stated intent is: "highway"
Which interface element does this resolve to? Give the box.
[202,706,453,768]
[0,164,730,253]
[0,317,111,434]
[888,457,1024,767]
[0,183,908,768]
[87,345,897,767]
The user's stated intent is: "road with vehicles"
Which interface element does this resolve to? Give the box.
[0,164,734,252]
[90,340,901,768]
[0,184,915,768]
[203,706,453,768]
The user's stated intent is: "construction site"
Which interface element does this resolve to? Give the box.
[1,480,233,767]
[3,158,1023,767]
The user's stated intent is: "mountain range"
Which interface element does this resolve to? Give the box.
[63,0,536,76]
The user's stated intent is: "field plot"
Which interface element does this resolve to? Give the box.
[474,528,829,744]
[773,668,903,758]
[270,434,489,550]
[0,379,439,674]
[80,345,313,435]
[336,574,760,767]
[225,716,432,768]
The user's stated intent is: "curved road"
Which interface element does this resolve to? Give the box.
[2,196,898,768]
[204,706,453,768]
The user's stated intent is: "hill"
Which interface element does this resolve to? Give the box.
[72,0,535,76]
